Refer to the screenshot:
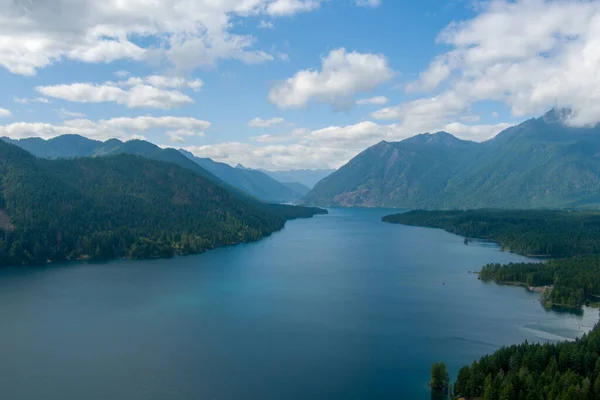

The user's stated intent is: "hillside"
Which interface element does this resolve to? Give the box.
[179,150,305,202]
[259,168,335,189]
[2,135,305,203]
[383,209,600,256]
[304,110,600,209]
[0,141,325,266]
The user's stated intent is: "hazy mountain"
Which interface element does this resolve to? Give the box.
[179,150,306,203]
[305,110,600,209]
[259,169,335,189]
[1,135,303,203]
[281,181,311,197]
[0,140,325,266]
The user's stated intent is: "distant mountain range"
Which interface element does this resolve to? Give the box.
[178,150,308,202]
[0,140,325,266]
[305,110,600,209]
[258,169,335,189]
[1,135,314,203]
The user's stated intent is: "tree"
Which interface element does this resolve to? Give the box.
[430,362,449,393]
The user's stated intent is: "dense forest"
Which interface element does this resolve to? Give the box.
[479,257,600,309]
[0,141,325,266]
[450,323,600,399]
[383,209,600,256]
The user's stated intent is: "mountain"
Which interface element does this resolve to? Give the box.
[305,110,600,209]
[2,135,301,203]
[0,140,325,267]
[179,150,305,202]
[258,169,335,189]
[281,181,311,197]
[1,134,103,158]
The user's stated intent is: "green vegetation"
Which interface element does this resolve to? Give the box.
[383,209,600,256]
[305,110,600,209]
[3,135,307,203]
[451,324,600,399]
[0,141,325,266]
[480,257,600,309]
[431,362,450,394]
[179,150,306,202]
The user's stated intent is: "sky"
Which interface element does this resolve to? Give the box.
[1,0,600,170]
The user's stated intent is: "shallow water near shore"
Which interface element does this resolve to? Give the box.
[0,208,596,399]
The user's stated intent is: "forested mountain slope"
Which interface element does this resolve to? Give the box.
[305,110,600,209]
[2,135,304,203]
[179,150,305,202]
[0,141,325,266]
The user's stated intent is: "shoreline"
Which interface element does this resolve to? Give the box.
[6,210,327,269]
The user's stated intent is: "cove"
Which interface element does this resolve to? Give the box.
[0,208,596,400]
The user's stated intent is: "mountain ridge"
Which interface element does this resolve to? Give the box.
[1,135,307,203]
[304,110,600,209]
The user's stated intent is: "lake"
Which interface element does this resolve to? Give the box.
[0,208,596,400]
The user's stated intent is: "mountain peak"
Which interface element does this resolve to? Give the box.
[403,131,466,147]
[235,164,247,170]
[541,108,573,125]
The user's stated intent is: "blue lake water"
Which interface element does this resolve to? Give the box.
[0,208,596,400]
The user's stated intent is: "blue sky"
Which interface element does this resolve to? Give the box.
[1,0,599,169]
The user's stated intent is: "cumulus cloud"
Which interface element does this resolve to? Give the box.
[0,0,327,75]
[268,48,395,109]
[265,0,324,16]
[0,116,210,141]
[166,129,205,143]
[0,108,11,117]
[356,96,388,105]
[186,117,510,169]
[400,0,600,127]
[248,117,285,127]
[35,75,203,109]
[250,128,309,143]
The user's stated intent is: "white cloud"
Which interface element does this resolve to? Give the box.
[0,116,210,141]
[356,96,388,105]
[166,129,205,143]
[443,122,512,141]
[0,108,11,117]
[258,20,275,29]
[250,128,309,143]
[0,0,326,76]
[183,141,356,170]
[186,116,510,169]
[402,0,600,127]
[13,97,49,104]
[114,70,130,78]
[372,90,469,122]
[143,76,204,91]
[248,117,285,127]
[265,0,323,16]
[492,112,499,118]
[56,108,86,119]
[355,0,381,8]
[460,115,480,122]
[268,48,395,109]
[35,75,203,109]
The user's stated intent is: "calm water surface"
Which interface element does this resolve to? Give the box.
[0,208,596,400]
